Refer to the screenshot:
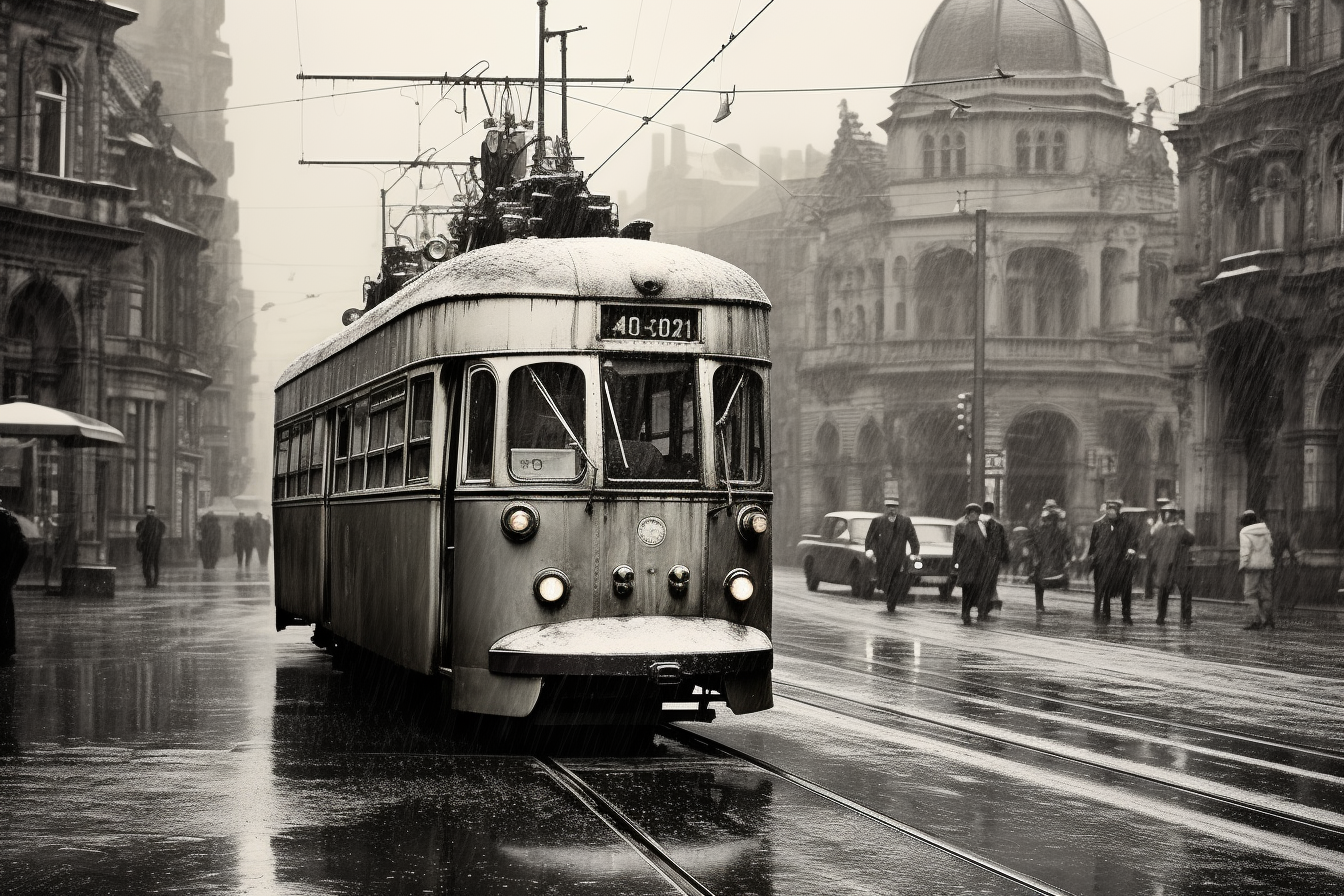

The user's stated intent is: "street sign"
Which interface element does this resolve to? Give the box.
[985,451,1006,474]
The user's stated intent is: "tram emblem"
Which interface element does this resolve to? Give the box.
[638,517,667,547]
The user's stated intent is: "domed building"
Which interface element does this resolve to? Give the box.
[796,0,1180,534]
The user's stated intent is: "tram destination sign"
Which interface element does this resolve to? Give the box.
[599,305,701,342]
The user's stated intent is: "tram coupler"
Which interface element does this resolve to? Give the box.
[648,662,683,687]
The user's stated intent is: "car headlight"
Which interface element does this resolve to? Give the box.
[736,504,769,542]
[501,502,539,541]
[724,568,754,602]
[668,564,691,597]
[912,558,924,571]
[533,568,570,605]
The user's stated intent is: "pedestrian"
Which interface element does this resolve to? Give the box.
[1142,498,1172,601]
[864,497,921,613]
[252,512,272,568]
[234,512,253,567]
[1149,505,1195,625]
[135,504,167,587]
[953,503,994,624]
[1028,500,1072,612]
[1238,510,1275,630]
[1087,499,1138,623]
[0,501,29,665]
[197,511,221,570]
[980,501,1010,616]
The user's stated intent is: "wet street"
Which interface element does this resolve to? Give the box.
[2,567,1342,895]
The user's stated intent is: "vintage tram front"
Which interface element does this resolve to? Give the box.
[272,238,772,726]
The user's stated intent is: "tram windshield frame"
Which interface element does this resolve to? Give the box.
[600,357,700,483]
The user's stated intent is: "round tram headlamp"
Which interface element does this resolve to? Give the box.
[501,502,539,542]
[736,504,769,542]
[667,564,691,598]
[612,564,635,599]
[422,235,451,263]
[533,568,570,605]
[724,568,755,603]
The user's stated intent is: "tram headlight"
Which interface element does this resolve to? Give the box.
[736,504,769,542]
[724,568,755,603]
[422,235,451,263]
[501,502,539,542]
[533,568,570,605]
[612,565,635,598]
[667,564,691,598]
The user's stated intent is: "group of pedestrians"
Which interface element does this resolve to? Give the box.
[133,506,271,586]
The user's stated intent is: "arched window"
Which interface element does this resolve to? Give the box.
[854,304,866,340]
[953,132,966,175]
[874,300,884,339]
[815,268,831,345]
[1260,165,1287,249]
[939,134,952,175]
[1034,130,1048,172]
[914,249,976,337]
[1016,130,1031,173]
[143,255,159,341]
[832,307,843,340]
[921,134,936,178]
[1052,130,1067,172]
[1006,248,1083,337]
[1329,136,1344,235]
[892,257,908,333]
[36,68,66,177]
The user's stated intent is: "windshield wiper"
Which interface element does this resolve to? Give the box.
[709,372,747,517]
[527,367,600,513]
[603,377,630,470]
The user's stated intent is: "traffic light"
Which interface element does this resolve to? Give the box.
[955,393,972,440]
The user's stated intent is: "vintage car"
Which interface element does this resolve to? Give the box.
[797,511,957,600]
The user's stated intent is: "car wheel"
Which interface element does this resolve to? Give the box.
[851,564,874,600]
[803,558,819,592]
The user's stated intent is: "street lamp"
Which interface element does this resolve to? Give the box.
[219,302,275,343]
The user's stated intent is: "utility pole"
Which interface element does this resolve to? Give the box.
[545,25,587,151]
[972,207,987,506]
[534,0,547,173]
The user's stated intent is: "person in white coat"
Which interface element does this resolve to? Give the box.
[1238,510,1275,630]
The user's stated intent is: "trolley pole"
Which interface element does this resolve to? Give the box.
[972,208,987,505]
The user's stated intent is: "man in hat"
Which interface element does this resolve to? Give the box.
[135,504,167,587]
[1028,500,1072,612]
[1149,504,1195,625]
[234,512,254,567]
[197,511,221,570]
[865,497,921,613]
[953,504,995,623]
[252,512,272,568]
[1087,499,1139,623]
[0,499,28,665]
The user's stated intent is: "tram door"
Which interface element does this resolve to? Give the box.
[438,362,463,672]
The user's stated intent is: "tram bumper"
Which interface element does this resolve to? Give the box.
[488,616,773,677]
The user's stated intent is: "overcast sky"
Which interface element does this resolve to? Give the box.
[220,0,1201,494]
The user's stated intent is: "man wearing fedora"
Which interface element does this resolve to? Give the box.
[135,504,167,587]
[953,503,996,624]
[865,497,921,613]
[1088,499,1138,623]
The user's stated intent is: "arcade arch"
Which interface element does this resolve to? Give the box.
[1004,410,1078,525]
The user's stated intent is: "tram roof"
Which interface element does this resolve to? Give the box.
[278,237,769,387]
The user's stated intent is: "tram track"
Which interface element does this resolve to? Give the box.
[655,722,1075,896]
[769,678,1344,849]
[780,639,1344,765]
[535,755,715,896]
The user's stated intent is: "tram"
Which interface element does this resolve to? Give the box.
[271,236,773,725]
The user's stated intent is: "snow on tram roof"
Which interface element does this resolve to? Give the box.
[278,237,769,387]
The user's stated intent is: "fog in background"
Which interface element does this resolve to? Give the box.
[220,0,1201,496]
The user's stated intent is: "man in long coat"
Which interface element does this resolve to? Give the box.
[1088,499,1138,623]
[233,513,253,567]
[865,497,921,613]
[1148,505,1195,625]
[197,512,221,570]
[135,504,167,587]
[979,501,1011,617]
[252,513,272,568]
[0,501,29,665]
[953,504,995,624]
[1027,501,1071,612]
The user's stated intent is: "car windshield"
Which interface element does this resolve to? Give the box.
[847,518,872,542]
[915,524,953,544]
[601,358,698,481]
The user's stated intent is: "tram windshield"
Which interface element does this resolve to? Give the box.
[601,358,698,481]
[713,365,765,485]
[508,362,588,481]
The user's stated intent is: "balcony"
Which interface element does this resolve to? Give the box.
[799,336,1169,374]
[0,168,137,243]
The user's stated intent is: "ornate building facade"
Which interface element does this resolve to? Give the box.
[0,0,232,567]
[1169,0,1344,597]
[795,0,1180,540]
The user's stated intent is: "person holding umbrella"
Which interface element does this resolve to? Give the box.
[233,513,253,567]
[197,511,221,570]
[0,499,29,664]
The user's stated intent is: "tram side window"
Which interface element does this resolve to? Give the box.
[407,376,434,483]
[333,407,351,493]
[601,359,698,481]
[367,383,407,489]
[291,419,312,497]
[273,427,291,500]
[310,415,326,493]
[508,363,586,481]
[349,398,369,489]
[712,366,765,485]
[463,368,496,482]
[273,416,324,498]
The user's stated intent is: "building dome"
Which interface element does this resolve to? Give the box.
[908,0,1113,84]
